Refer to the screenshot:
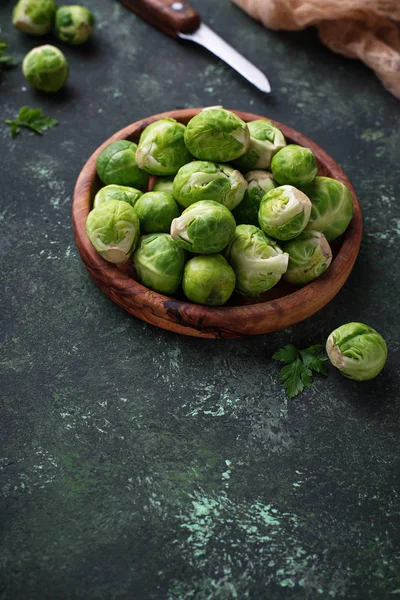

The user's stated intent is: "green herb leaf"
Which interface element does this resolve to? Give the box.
[272,344,298,363]
[5,106,58,138]
[280,359,312,398]
[273,343,328,398]
[0,39,17,68]
[299,345,328,375]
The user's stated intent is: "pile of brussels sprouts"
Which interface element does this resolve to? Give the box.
[86,107,354,307]
[12,0,95,92]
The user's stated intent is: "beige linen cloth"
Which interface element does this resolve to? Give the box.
[232,0,400,99]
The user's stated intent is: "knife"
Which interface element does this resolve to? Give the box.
[120,0,271,94]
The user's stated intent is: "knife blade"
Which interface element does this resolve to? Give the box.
[120,0,271,94]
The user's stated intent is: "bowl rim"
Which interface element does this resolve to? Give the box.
[72,108,363,338]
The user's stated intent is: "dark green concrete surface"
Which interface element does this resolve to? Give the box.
[1,1,399,598]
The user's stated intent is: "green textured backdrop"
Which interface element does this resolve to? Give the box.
[1,1,399,598]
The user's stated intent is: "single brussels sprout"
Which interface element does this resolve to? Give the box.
[86,200,140,264]
[55,5,95,45]
[13,0,56,35]
[134,191,180,234]
[93,184,143,209]
[22,45,69,92]
[96,141,149,190]
[301,176,354,242]
[172,161,247,211]
[258,185,312,241]
[184,108,250,163]
[232,170,275,227]
[326,323,388,381]
[152,177,175,193]
[271,144,318,187]
[183,254,236,306]
[133,233,184,295]
[283,230,332,285]
[234,120,286,171]
[225,224,289,297]
[135,118,192,176]
[170,200,236,254]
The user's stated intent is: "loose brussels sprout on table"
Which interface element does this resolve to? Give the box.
[225,224,289,297]
[258,185,312,241]
[136,118,192,176]
[96,141,149,190]
[271,144,318,187]
[152,177,175,194]
[93,184,143,209]
[326,323,387,381]
[55,5,95,45]
[86,199,140,264]
[172,161,247,211]
[234,120,286,172]
[184,107,250,162]
[22,45,69,92]
[232,170,275,227]
[283,230,332,285]
[170,200,236,255]
[13,0,56,35]
[182,255,236,306]
[133,233,184,295]
[302,176,354,241]
[134,191,180,234]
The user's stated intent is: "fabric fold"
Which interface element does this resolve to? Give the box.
[232,0,400,99]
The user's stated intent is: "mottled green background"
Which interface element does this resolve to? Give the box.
[1,1,399,598]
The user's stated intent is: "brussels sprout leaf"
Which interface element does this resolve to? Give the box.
[0,40,17,68]
[5,106,58,138]
[273,344,328,398]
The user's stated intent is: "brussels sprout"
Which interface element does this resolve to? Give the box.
[93,185,143,209]
[152,177,175,193]
[136,118,192,176]
[134,191,180,234]
[13,0,56,35]
[86,199,140,264]
[133,233,184,295]
[283,230,332,285]
[55,5,95,45]
[22,45,69,92]
[170,200,236,254]
[96,140,149,190]
[184,108,250,163]
[271,144,318,187]
[234,120,286,171]
[183,254,236,306]
[301,176,354,242]
[326,323,388,381]
[225,224,289,297]
[232,170,275,227]
[258,185,312,241]
[172,161,247,211]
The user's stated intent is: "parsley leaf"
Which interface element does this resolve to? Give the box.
[272,344,299,364]
[273,343,328,398]
[0,40,17,68]
[5,106,58,138]
[299,345,328,375]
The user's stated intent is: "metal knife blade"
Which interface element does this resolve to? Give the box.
[120,0,271,94]
[179,23,271,94]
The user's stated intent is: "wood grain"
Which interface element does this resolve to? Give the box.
[72,109,363,339]
[121,0,201,38]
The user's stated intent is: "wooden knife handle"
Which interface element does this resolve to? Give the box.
[121,0,201,38]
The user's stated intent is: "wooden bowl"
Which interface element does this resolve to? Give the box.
[72,109,362,339]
